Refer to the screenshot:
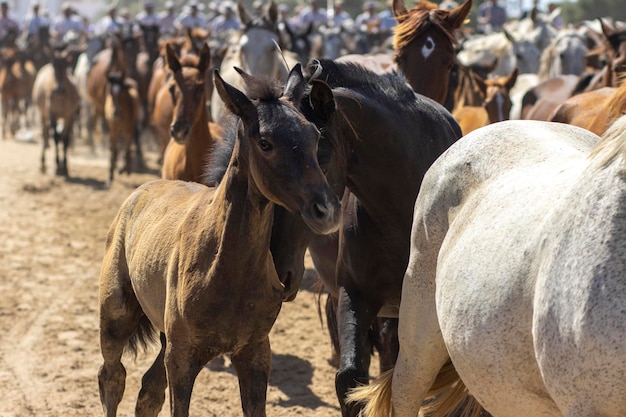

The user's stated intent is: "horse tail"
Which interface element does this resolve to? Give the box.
[346,368,394,417]
[422,361,485,417]
[125,314,158,359]
[346,362,485,417]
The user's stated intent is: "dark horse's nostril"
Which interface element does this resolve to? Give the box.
[313,202,329,220]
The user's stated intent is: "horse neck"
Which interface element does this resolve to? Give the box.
[184,100,214,173]
[209,136,275,270]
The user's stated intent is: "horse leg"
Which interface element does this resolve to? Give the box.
[325,294,340,368]
[390,256,450,416]
[51,118,65,176]
[135,333,167,417]
[1,97,8,139]
[122,134,133,175]
[335,286,378,417]
[40,115,49,174]
[98,249,146,417]
[231,337,272,417]
[109,132,117,184]
[164,333,206,417]
[372,317,398,373]
[133,125,147,172]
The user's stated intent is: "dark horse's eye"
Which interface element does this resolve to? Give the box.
[258,139,272,151]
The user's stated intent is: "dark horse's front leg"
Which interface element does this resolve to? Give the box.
[335,286,380,417]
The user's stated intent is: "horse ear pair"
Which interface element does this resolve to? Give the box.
[213,68,255,121]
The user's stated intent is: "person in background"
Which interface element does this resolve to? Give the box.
[136,1,161,27]
[330,0,353,27]
[51,2,85,43]
[377,0,397,33]
[94,5,124,37]
[295,0,327,30]
[22,2,49,42]
[355,1,380,31]
[175,1,208,32]
[159,1,178,36]
[476,0,507,33]
[211,1,240,36]
[0,0,19,47]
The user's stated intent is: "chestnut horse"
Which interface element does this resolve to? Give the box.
[338,0,471,105]
[160,43,222,183]
[551,78,626,135]
[0,48,36,138]
[453,68,519,135]
[32,46,80,176]
[97,65,341,417]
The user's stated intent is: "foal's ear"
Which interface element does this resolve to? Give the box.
[309,79,335,121]
[284,63,307,104]
[213,69,254,119]
[445,0,472,30]
[165,43,181,73]
[198,42,212,75]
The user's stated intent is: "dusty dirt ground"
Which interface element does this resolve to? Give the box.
[0,132,379,416]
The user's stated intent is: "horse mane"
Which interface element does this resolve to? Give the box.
[204,114,238,186]
[590,113,626,169]
[308,59,416,104]
[393,0,457,60]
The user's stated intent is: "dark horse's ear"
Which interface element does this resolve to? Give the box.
[445,0,472,30]
[213,69,255,120]
[284,63,307,104]
[197,42,212,75]
[165,43,181,73]
[309,79,335,121]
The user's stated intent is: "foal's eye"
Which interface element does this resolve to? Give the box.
[258,139,272,151]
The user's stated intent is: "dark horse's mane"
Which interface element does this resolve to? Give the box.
[393,0,458,60]
[306,59,420,109]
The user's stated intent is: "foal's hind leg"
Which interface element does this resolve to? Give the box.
[99,250,146,416]
[231,337,272,417]
[136,333,168,417]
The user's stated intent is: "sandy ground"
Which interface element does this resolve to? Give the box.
[0,131,379,416]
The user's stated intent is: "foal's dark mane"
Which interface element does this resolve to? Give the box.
[307,59,418,106]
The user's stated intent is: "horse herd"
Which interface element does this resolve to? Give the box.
[2,0,624,416]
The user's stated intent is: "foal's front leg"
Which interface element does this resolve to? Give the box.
[231,336,272,417]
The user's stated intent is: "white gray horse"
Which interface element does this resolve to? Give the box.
[350,116,626,417]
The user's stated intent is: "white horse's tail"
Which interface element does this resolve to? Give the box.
[347,362,485,417]
[346,368,394,417]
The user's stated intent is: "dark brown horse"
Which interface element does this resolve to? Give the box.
[160,43,222,183]
[301,59,462,416]
[98,65,341,417]
[32,46,80,176]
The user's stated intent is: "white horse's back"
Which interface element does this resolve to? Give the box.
[384,118,626,416]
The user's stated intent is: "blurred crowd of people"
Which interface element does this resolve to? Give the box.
[0,0,401,48]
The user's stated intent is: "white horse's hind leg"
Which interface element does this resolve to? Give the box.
[391,249,449,416]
